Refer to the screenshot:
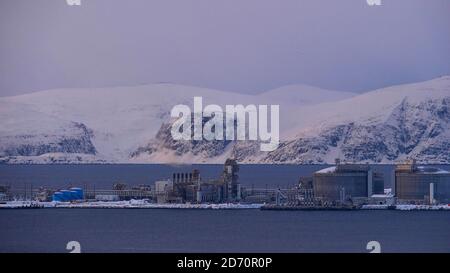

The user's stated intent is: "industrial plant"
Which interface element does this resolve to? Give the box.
[265,159,450,210]
[154,159,242,204]
[1,159,450,210]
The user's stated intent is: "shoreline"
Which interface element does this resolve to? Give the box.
[1,201,450,211]
[0,201,264,210]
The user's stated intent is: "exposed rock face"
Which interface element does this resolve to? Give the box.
[0,122,96,157]
[132,97,450,164]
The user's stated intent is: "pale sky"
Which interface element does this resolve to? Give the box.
[0,0,449,96]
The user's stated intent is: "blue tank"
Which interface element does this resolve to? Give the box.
[69,190,78,200]
[52,192,64,202]
[60,190,72,201]
[70,187,84,200]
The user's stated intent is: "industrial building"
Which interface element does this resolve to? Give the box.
[313,163,384,204]
[155,158,242,204]
[395,161,450,204]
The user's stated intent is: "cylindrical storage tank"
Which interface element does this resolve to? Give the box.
[60,190,72,201]
[52,192,64,202]
[70,188,83,200]
[69,191,78,200]
[395,173,430,201]
[313,168,368,201]
[395,168,450,203]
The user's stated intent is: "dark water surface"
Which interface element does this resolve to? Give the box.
[5,164,449,189]
[0,209,449,253]
[0,164,332,189]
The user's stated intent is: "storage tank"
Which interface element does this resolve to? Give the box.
[314,167,367,201]
[313,164,384,201]
[69,190,78,200]
[60,190,72,201]
[395,165,450,203]
[52,192,64,202]
[70,187,84,200]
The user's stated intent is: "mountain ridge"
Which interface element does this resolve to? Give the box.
[1,76,449,164]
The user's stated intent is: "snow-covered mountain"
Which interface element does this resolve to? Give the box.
[0,76,449,164]
[0,83,353,163]
[129,76,450,164]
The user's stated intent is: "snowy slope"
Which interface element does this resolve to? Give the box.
[1,76,448,164]
[259,84,355,106]
[0,100,97,163]
[131,76,450,164]
[257,76,450,163]
[0,83,354,163]
[281,76,450,139]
